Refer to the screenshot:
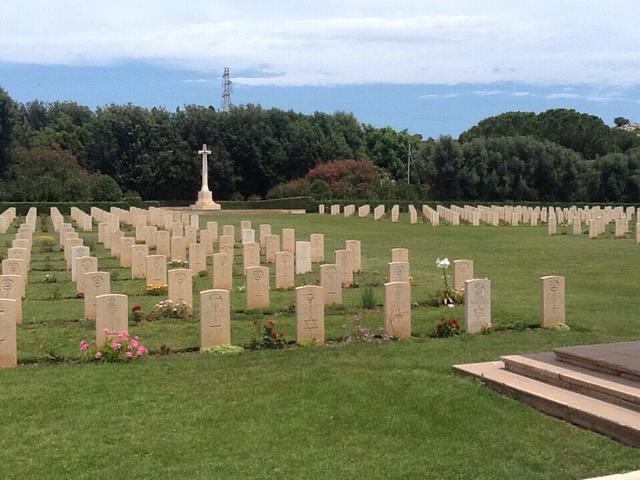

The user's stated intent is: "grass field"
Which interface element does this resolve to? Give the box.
[1,212,640,479]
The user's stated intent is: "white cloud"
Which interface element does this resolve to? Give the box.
[510,91,531,97]
[419,93,460,99]
[546,93,581,99]
[473,90,503,96]
[0,1,639,87]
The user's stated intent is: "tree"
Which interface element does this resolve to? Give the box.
[90,174,123,201]
[362,125,422,181]
[459,109,618,159]
[0,87,16,173]
[2,147,90,201]
[614,117,630,127]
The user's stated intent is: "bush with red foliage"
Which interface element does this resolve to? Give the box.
[305,159,379,185]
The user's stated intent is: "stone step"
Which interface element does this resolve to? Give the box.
[554,341,640,382]
[502,353,640,413]
[583,471,640,480]
[453,361,640,448]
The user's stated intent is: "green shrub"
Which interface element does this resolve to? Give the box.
[90,174,123,201]
[360,286,377,309]
[430,318,462,338]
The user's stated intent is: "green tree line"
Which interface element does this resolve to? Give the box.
[1,86,639,202]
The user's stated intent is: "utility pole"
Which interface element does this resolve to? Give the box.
[221,67,232,112]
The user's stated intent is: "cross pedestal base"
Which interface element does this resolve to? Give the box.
[191,190,221,210]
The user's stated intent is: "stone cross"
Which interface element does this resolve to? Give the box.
[198,144,212,192]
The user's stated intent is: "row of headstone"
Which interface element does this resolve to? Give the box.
[90,209,340,314]
[0,209,37,367]
[0,207,17,234]
[320,203,640,230]
[463,275,566,333]
[549,211,636,239]
[70,207,92,231]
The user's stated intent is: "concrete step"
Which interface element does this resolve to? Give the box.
[502,353,640,413]
[583,471,640,480]
[554,341,640,382]
[453,361,640,448]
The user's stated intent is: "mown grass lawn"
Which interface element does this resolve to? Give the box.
[1,212,639,479]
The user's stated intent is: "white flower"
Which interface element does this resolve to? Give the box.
[436,257,450,269]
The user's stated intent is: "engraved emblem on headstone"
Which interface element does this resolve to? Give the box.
[107,297,117,312]
[209,294,223,329]
[1,278,13,292]
[473,284,486,301]
[305,292,317,329]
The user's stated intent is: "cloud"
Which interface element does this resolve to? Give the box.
[510,91,531,97]
[0,1,639,87]
[546,93,581,99]
[473,90,503,96]
[419,93,460,99]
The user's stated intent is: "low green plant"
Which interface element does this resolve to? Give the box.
[431,258,464,307]
[145,300,192,321]
[249,320,287,350]
[37,235,56,252]
[168,260,188,268]
[43,273,57,284]
[430,318,462,338]
[198,270,208,277]
[50,285,61,300]
[201,344,244,355]
[360,286,377,309]
[146,284,168,296]
[344,321,393,343]
[130,305,143,323]
[39,215,49,232]
[79,331,147,362]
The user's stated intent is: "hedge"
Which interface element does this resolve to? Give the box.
[0,200,160,215]
[158,197,314,211]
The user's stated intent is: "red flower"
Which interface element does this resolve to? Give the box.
[132,305,142,312]
[268,320,275,327]
[271,332,277,339]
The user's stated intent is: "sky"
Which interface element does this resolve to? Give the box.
[0,0,639,137]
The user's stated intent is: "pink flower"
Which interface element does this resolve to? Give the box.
[94,351,103,359]
[79,340,90,351]
[136,346,146,355]
[130,339,139,349]
[117,331,128,340]
[110,342,121,350]
[102,328,110,334]
[125,351,133,359]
